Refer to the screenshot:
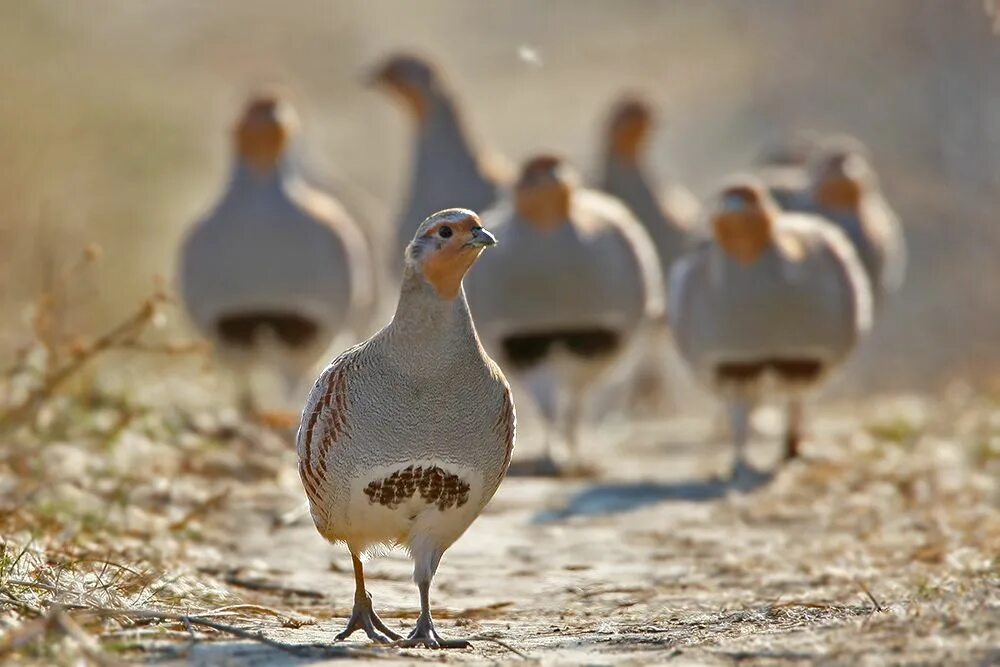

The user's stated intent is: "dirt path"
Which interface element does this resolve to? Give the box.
[167,399,998,665]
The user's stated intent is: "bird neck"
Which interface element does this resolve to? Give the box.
[229,158,293,190]
[412,92,487,190]
[604,154,657,212]
[384,268,481,372]
[603,155,678,239]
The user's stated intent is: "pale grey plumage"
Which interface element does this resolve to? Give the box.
[372,55,508,278]
[599,97,698,279]
[755,137,905,306]
[670,216,871,381]
[466,157,662,471]
[179,97,374,399]
[798,153,906,306]
[470,192,663,335]
[669,180,871,484]
[297,208,513,646]
[757,164,813,210]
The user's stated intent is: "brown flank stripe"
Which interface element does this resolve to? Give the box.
[302,369,333,463]
[299,460,325,506]
[302,362,353,474]
[495,383,516,479]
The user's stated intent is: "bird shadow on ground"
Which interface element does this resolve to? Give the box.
[531,471,773,523]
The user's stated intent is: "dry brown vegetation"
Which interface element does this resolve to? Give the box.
[0,258,997,663]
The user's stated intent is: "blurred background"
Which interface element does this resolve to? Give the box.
[1,0,997,394]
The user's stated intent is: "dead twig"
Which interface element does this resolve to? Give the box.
[52,609,127,667]
[222,573,325,599]
[0,296,164,434]
[469,634,530,660]
[75,607,377,659]
[197,604,315,628]
[0,606,125,665]
[857,580,884,613]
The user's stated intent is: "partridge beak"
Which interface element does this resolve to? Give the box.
[468,227,498,248]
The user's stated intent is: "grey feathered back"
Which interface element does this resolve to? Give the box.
[466,189,664,348]
[669,213,872,388]
[180,164,373,342]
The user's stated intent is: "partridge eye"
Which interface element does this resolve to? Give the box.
[438,226,453,239]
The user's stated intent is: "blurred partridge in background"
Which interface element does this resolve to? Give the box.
[669,179,871,486]
[798,147,906,310]
[598,96,700,418]
[599,95,698,276]
[178,94,375,415]
[467,156,662,475]
[370,54,510,282]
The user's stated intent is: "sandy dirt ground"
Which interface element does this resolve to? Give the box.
[144,395,999,666]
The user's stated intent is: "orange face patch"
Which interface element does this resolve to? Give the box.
[515,183,571,231]
[815,175,863,211]
[713,211,773,265]
[610,108,651,162]
[235,103,289,173]
[384,77,428,122]
[420,216,484,299]
[514,157,573,231]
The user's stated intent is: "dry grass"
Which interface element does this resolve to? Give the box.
[0,254,996,665]
[0,251,318,664]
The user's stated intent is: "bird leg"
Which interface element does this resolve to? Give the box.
[560,390,598,477]
[236,369,258,418]
[396,579,470,649]
[335,553,401,643]
[534,389,595,478]
[727,397,766,490]
[784,397,803,460]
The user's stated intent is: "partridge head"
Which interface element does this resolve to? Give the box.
[406,208,497,300]
[711,180,780,265]
[606,97,653,164]
[812,150,876,212]
[234,94,299,174]
[514,156,576,231]
[370,54,439,122]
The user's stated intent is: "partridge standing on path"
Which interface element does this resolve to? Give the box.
[755,133,867,211]
[669,179,871,485]
[370,54,510,280]
[466,156,662,474]
[599,96,697,278]
[297,209,513,647]
[801,148,906,309]
[179,94,375,410]
[598,96,698,417]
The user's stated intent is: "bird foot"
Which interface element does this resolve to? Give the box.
[335,592,401,644]
[729,460,771,493]
[394,614,470,649]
